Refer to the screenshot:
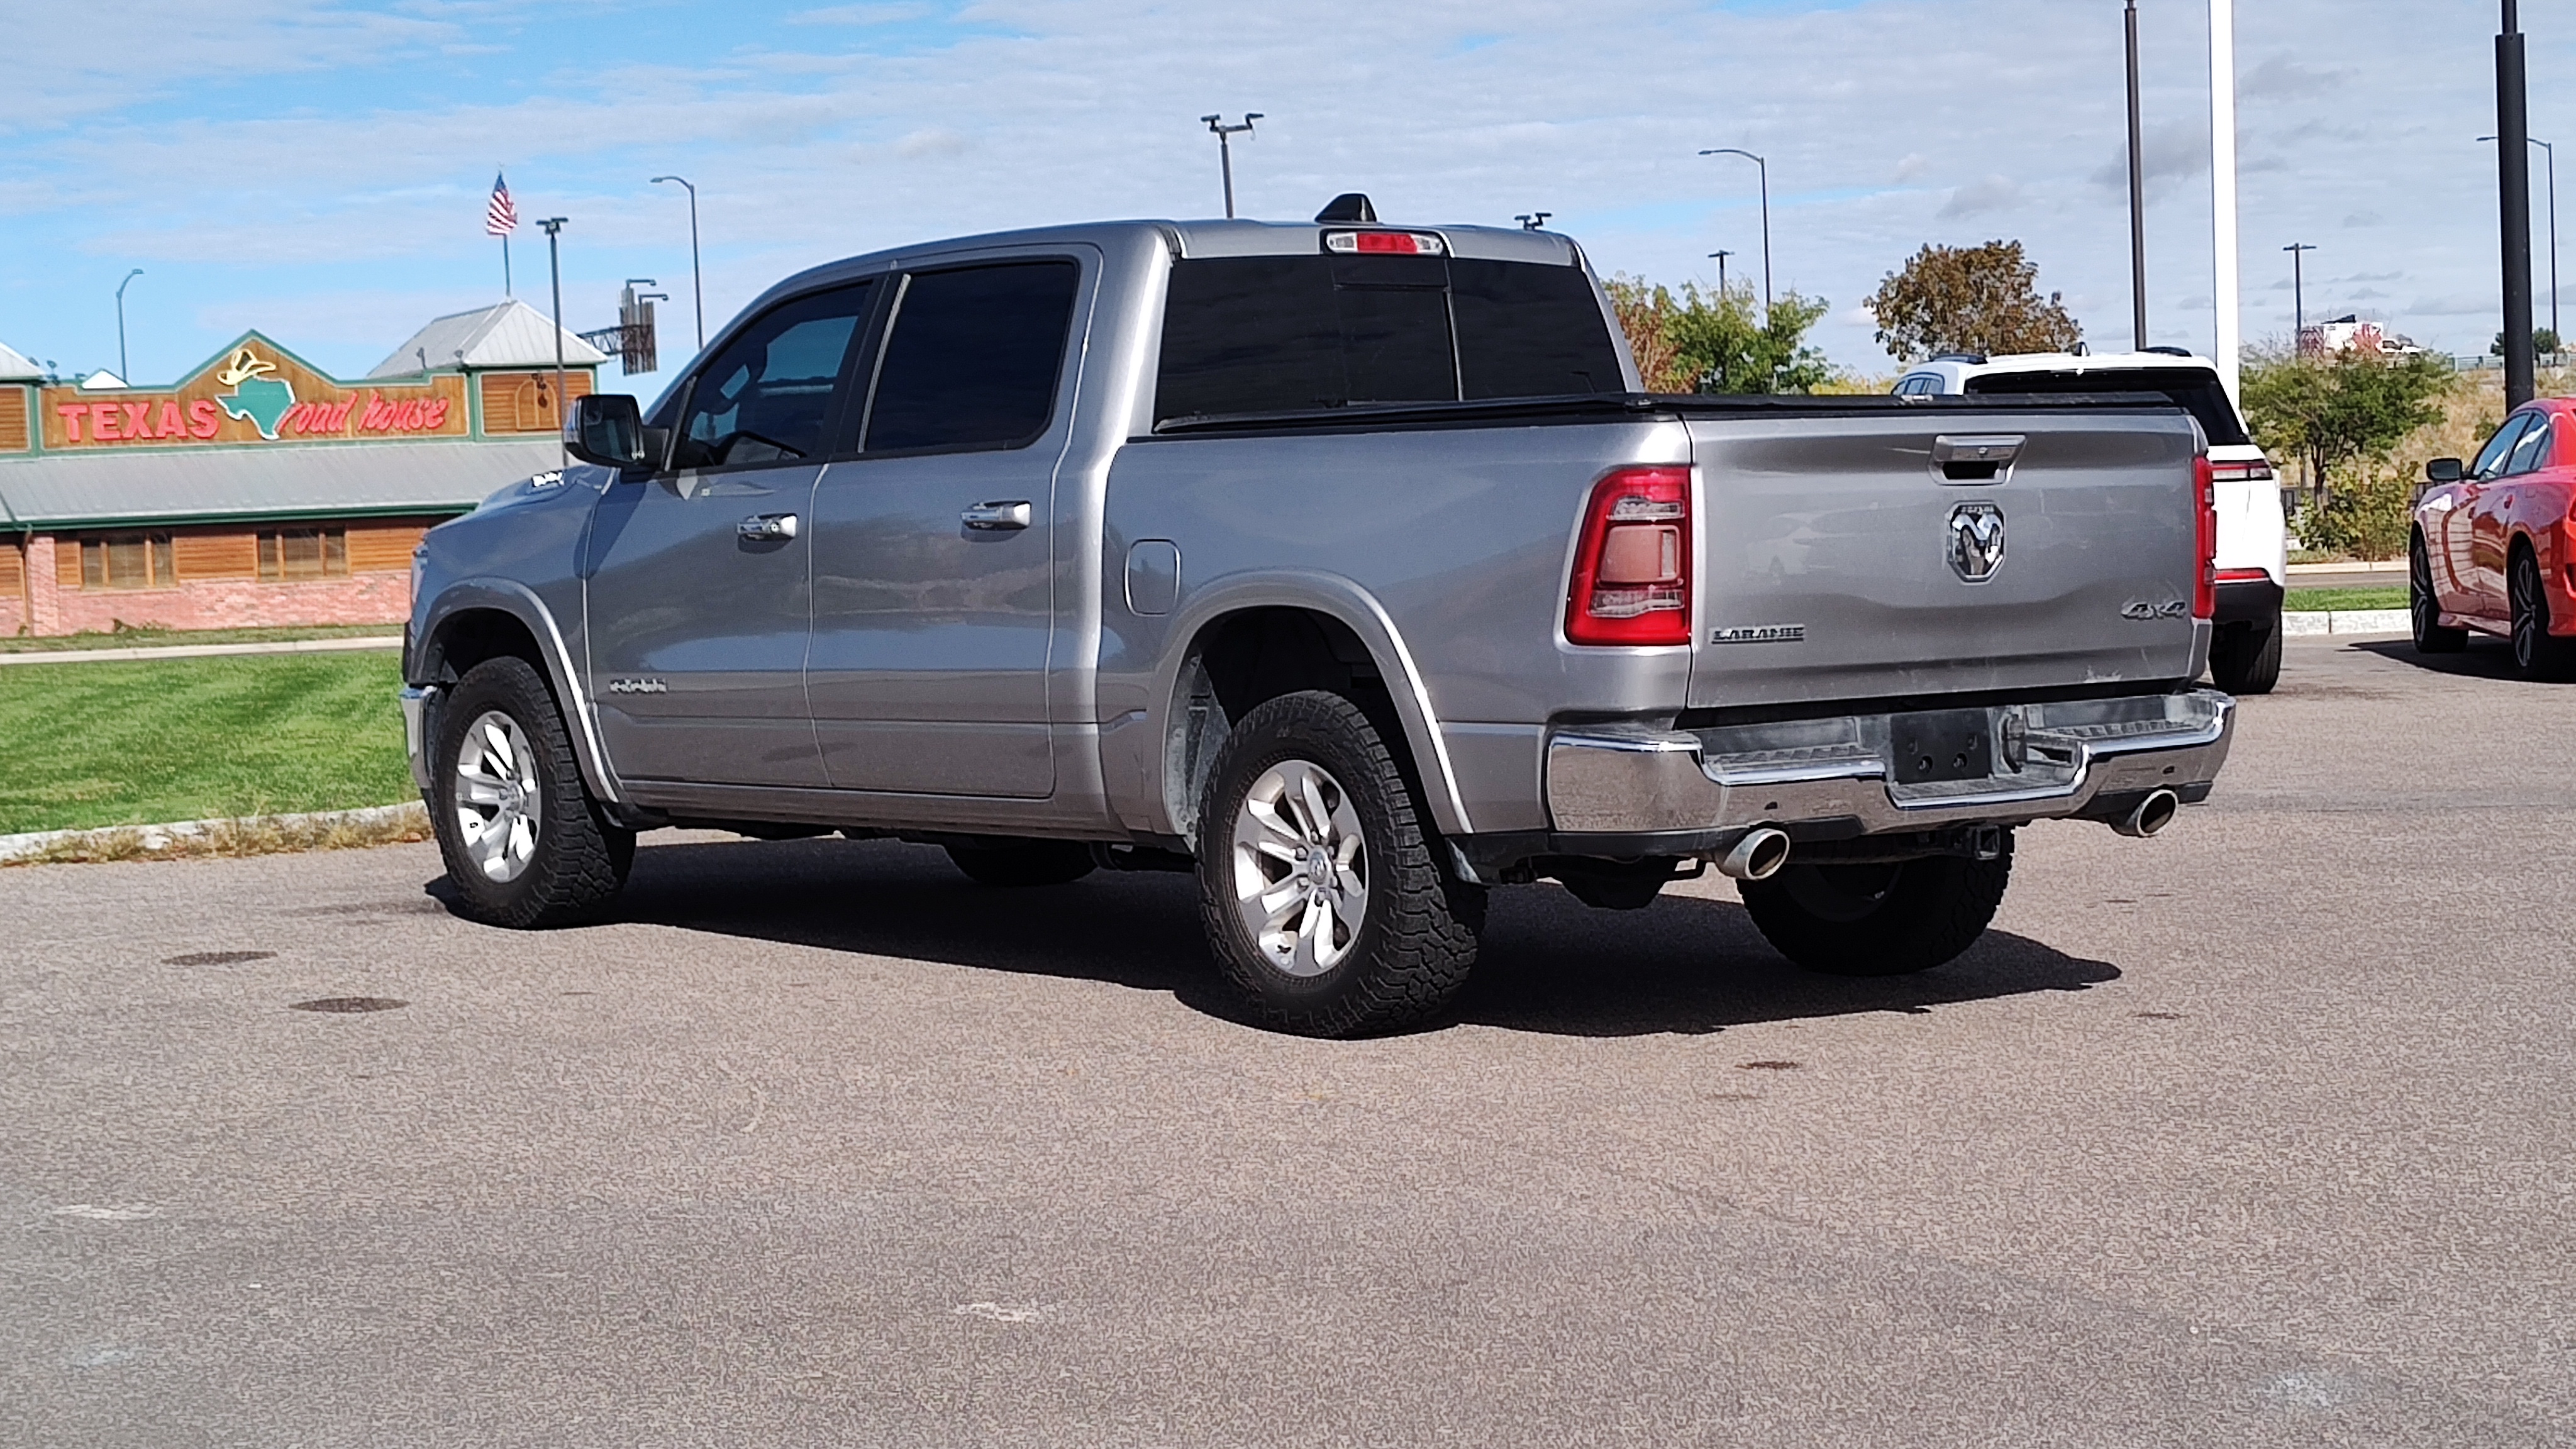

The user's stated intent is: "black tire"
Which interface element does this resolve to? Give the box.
[1196,691,1483,1036]
[2412,533,2468,654]
[430,657,634,928]
[2209,615,2282,694]
[1739,833,2013,977]
[943,838,1096,887]
[2508,544,2576,679]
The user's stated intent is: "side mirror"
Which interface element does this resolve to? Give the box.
[564,393,647,470]
[2425,457,2464,484]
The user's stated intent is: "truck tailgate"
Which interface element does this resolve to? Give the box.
[1684,408,2202,711]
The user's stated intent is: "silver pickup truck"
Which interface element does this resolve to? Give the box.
[402,199,2235,1036]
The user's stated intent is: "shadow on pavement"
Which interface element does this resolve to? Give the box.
[2349,635,2547,682]
[448,835,2121,1038]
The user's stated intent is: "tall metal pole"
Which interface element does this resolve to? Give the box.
[540,217,569,469]
[2126,0,2150,351]
[2209,0,2242,401]
[1699,148,1771,323]
[2499,0,2536,406]
[114,269,142,383]
[1202,114,1260,218]
[2480,133,2559,350]
[1709,250,1732,296]
[2285,243,2315,348]
[652,175,704,352]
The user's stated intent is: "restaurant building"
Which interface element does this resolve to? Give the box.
[0,303,606,637]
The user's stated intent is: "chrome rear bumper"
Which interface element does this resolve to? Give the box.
[1546,689,2234,837]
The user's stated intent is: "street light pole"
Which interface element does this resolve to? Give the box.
[1698,148,1771,323]
[1201,113,1262,218]
[650,175,704,353]
[2209,0,2243,400]
[2126,0,2150,351]
[539,217,569,469]
[2284,243,2316,350]
[1709,250,1733,296]
[114,269,142,383]
[2479,133,2559,352]
[2498,0,2536,406]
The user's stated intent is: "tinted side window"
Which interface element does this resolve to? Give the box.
[671,282,872,470]
[2507,414,2555,475]
[1450,258,1623,399]
[864,261,1081,453]
[2472,414,2533,480]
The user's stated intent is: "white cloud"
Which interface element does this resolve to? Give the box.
[1937,175,2021,221]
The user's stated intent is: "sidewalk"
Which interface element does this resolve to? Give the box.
[0,635,402,667]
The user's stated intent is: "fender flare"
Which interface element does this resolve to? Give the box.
[416,579,623,804]
[1149,570,1472,838]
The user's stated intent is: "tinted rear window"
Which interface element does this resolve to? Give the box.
[1155,253,1623,425]
[1963,367,2250,447]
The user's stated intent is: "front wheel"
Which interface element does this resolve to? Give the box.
[2411,535,2468,655]
[1196,691,1482,1036]
[430,657,634,928]
[1739,835,2013,977]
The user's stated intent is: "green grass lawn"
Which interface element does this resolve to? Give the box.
[0,652,413,834]
[0,623,402,654]
[2284,586,2408,613]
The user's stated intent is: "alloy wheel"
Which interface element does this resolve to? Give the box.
[1229,758,1369,977]
[2412,540,2439,637]
[2513,552,2545,670]
[452,709,543,883]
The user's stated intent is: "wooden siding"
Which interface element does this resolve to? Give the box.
[479,370,592,435]
[57,538,84,589]
[0,386,28,452]
[0,540,21,592]
[347,521,430,573]
[174,531,259,580]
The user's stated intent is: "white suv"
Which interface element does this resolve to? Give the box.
[1894,350,2288,694]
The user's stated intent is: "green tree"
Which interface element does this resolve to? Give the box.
[1604,277,1835,394]
[2238,348,2454,506]
[1864,240,2082,362]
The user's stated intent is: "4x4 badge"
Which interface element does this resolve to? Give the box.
[1948,502,2005,582]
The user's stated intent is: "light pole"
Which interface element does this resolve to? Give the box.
[114,269,142,383]
[2498,0,2536,406]
[1698,148,1770,323]
[1201,113,1261,218]
[2482,133,2558,350]
[1709,250,1733,296]
[650,175,704,353]
[539,216,569,468]
[2209,0,2243,400]
[2125,0,2150,351]
[2284,243,2316,351]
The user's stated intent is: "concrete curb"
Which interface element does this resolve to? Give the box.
[0,635,404,666]
[0,801,428,865]
[2282,609,2411,637]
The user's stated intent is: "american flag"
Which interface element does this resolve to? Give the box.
[485,173,518,237]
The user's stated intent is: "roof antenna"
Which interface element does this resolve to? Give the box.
[1314,193,1377,225]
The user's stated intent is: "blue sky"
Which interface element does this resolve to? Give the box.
[0,0,2555,397]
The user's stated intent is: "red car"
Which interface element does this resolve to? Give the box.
[2411,397,2576,676]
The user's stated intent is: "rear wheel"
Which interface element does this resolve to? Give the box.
[431,657,634,928]
[943,838,1096,887]
[2509,545,2576,679]
[1196,691,1482,1036]
[2411,534,2467,654]
[2210,615,2282,694]
[1739,835,2013,977]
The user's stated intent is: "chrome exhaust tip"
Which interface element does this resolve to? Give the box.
[1719,826,1792,881]
[2112,788,2180,839]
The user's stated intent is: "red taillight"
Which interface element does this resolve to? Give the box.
[2194,454,2218,621]
[1321,230,1448,256]
[2215,567,2271,583]
[2209,459,2275,483]
[1567,467,1692,646]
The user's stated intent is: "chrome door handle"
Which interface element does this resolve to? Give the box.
[962,501,1033,531]
[738,513,799,541]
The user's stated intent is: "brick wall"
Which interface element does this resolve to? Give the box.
[14,518,442,637]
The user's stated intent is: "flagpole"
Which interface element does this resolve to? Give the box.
[502,235,513,297]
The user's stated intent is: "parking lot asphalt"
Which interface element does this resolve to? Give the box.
[4,632,2573,1448]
